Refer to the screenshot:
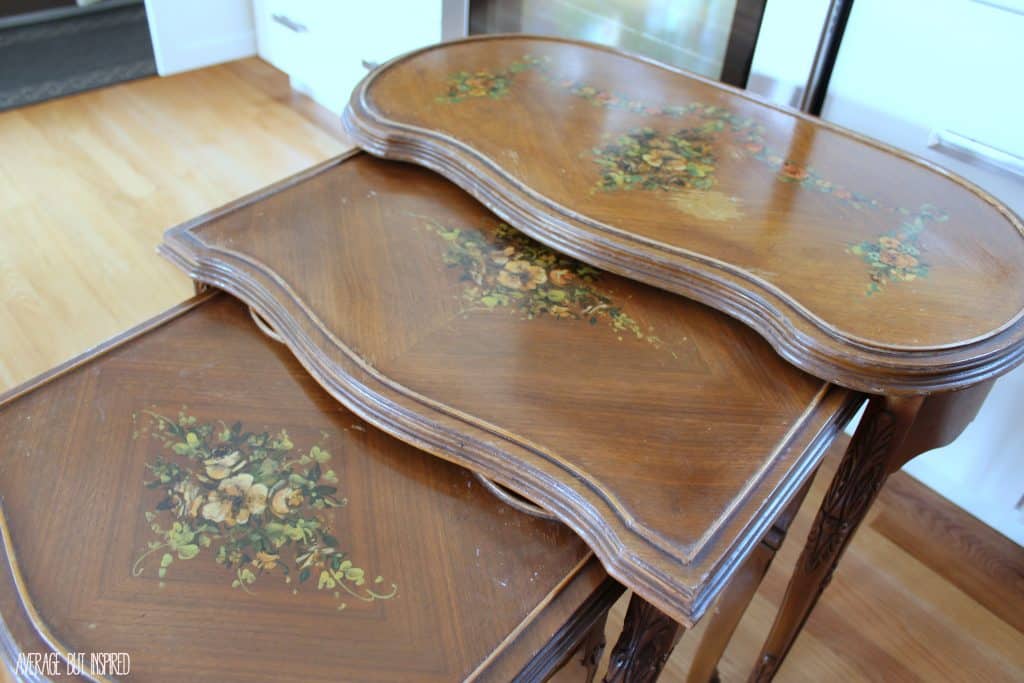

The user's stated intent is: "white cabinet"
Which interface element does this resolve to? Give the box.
[145,0,258,76]
[254,1,316,78]
[254,0,444,114]
[821,0,1024,218]
[819,0,1024,545]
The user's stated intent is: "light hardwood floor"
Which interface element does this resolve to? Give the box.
[612,442,1024,681]
[1,58,1021,682]
[0,59,350,392]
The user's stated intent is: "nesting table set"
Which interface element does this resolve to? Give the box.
[2,36,1022,682]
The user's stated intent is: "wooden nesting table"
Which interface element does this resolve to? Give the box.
[4,34,1020,683]
[0,295,622,682]
[160,150,861,682]
[336,35,1024,681]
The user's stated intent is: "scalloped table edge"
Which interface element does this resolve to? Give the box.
[157,155,863,625]
[342,34,1024,396]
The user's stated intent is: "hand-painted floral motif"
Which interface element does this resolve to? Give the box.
[736,136,880,212]
[436,55,546,103]
[569,88,879,211]
[592,127,717,192]
[848,205,947,294]
[132,409,397,611]
[437,54,951,294]
[417,216,662,347]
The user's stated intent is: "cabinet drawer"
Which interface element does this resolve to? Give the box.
[254,1,444,113]
[254,0,316,77]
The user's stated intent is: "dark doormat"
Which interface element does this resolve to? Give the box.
[0,3,157,112]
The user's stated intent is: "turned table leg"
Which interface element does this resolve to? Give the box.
[749,395,923,681]
[603,593,685,683]
[686,476,816,683]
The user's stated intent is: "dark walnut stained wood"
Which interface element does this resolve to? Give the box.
[0,294,624,683]
[160,152,861,626]
[342,35,1024,395]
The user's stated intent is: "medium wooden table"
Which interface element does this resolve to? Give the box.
[338,35,1024,680]
[162,151,860,680]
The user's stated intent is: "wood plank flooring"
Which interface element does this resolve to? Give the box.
[0,58,350,393]
[625,441,1024,682]
[1,58,1021,682]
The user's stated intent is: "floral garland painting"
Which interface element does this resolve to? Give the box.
[592,127,717,192]
[132,409,397,612]
[848,205,946,294]
[436,55,545,103]
[436,54,950,294]
[416,216,663,348]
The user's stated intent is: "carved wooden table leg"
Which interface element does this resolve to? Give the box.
[603,593,685,683]
[686,476,816,683]
[580,609,611,683]
[748,394,924,681]
[746,380,995,681]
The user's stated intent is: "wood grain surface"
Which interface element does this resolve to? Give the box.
[0,294,621,682]
[343,35,1024,394]
[160,151,861,625]
[870,470,1024,635]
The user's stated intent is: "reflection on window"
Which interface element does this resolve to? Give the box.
[470,0,740,80]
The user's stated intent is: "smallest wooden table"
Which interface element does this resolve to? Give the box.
[0,295,621,682]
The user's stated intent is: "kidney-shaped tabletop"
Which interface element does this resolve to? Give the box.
[342,35,1024,395]
[161,152,859,625]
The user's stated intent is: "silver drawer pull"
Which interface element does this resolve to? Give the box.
[249,306,283,344]
[271,13,308,33]
[473,472,557,521]
[928,129,1024,178]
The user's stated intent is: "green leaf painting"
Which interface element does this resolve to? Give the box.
[417,216,663,348]
[438,54,951,294]
[132,409,397,612]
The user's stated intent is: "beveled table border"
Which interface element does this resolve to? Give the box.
[342,34,1024,395]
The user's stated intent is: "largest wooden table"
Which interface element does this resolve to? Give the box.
[336,36,1024,680]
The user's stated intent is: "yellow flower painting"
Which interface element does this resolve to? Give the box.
[439,55,952,294]
[418,216,663,348]
[132,409,397,611]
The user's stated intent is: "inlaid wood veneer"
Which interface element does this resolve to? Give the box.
[160,152,861,626]
[342,35,1024,394]
[0,294,621,682]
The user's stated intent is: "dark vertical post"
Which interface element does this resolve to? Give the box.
[799,0,855,116]
[720,0,769,88]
